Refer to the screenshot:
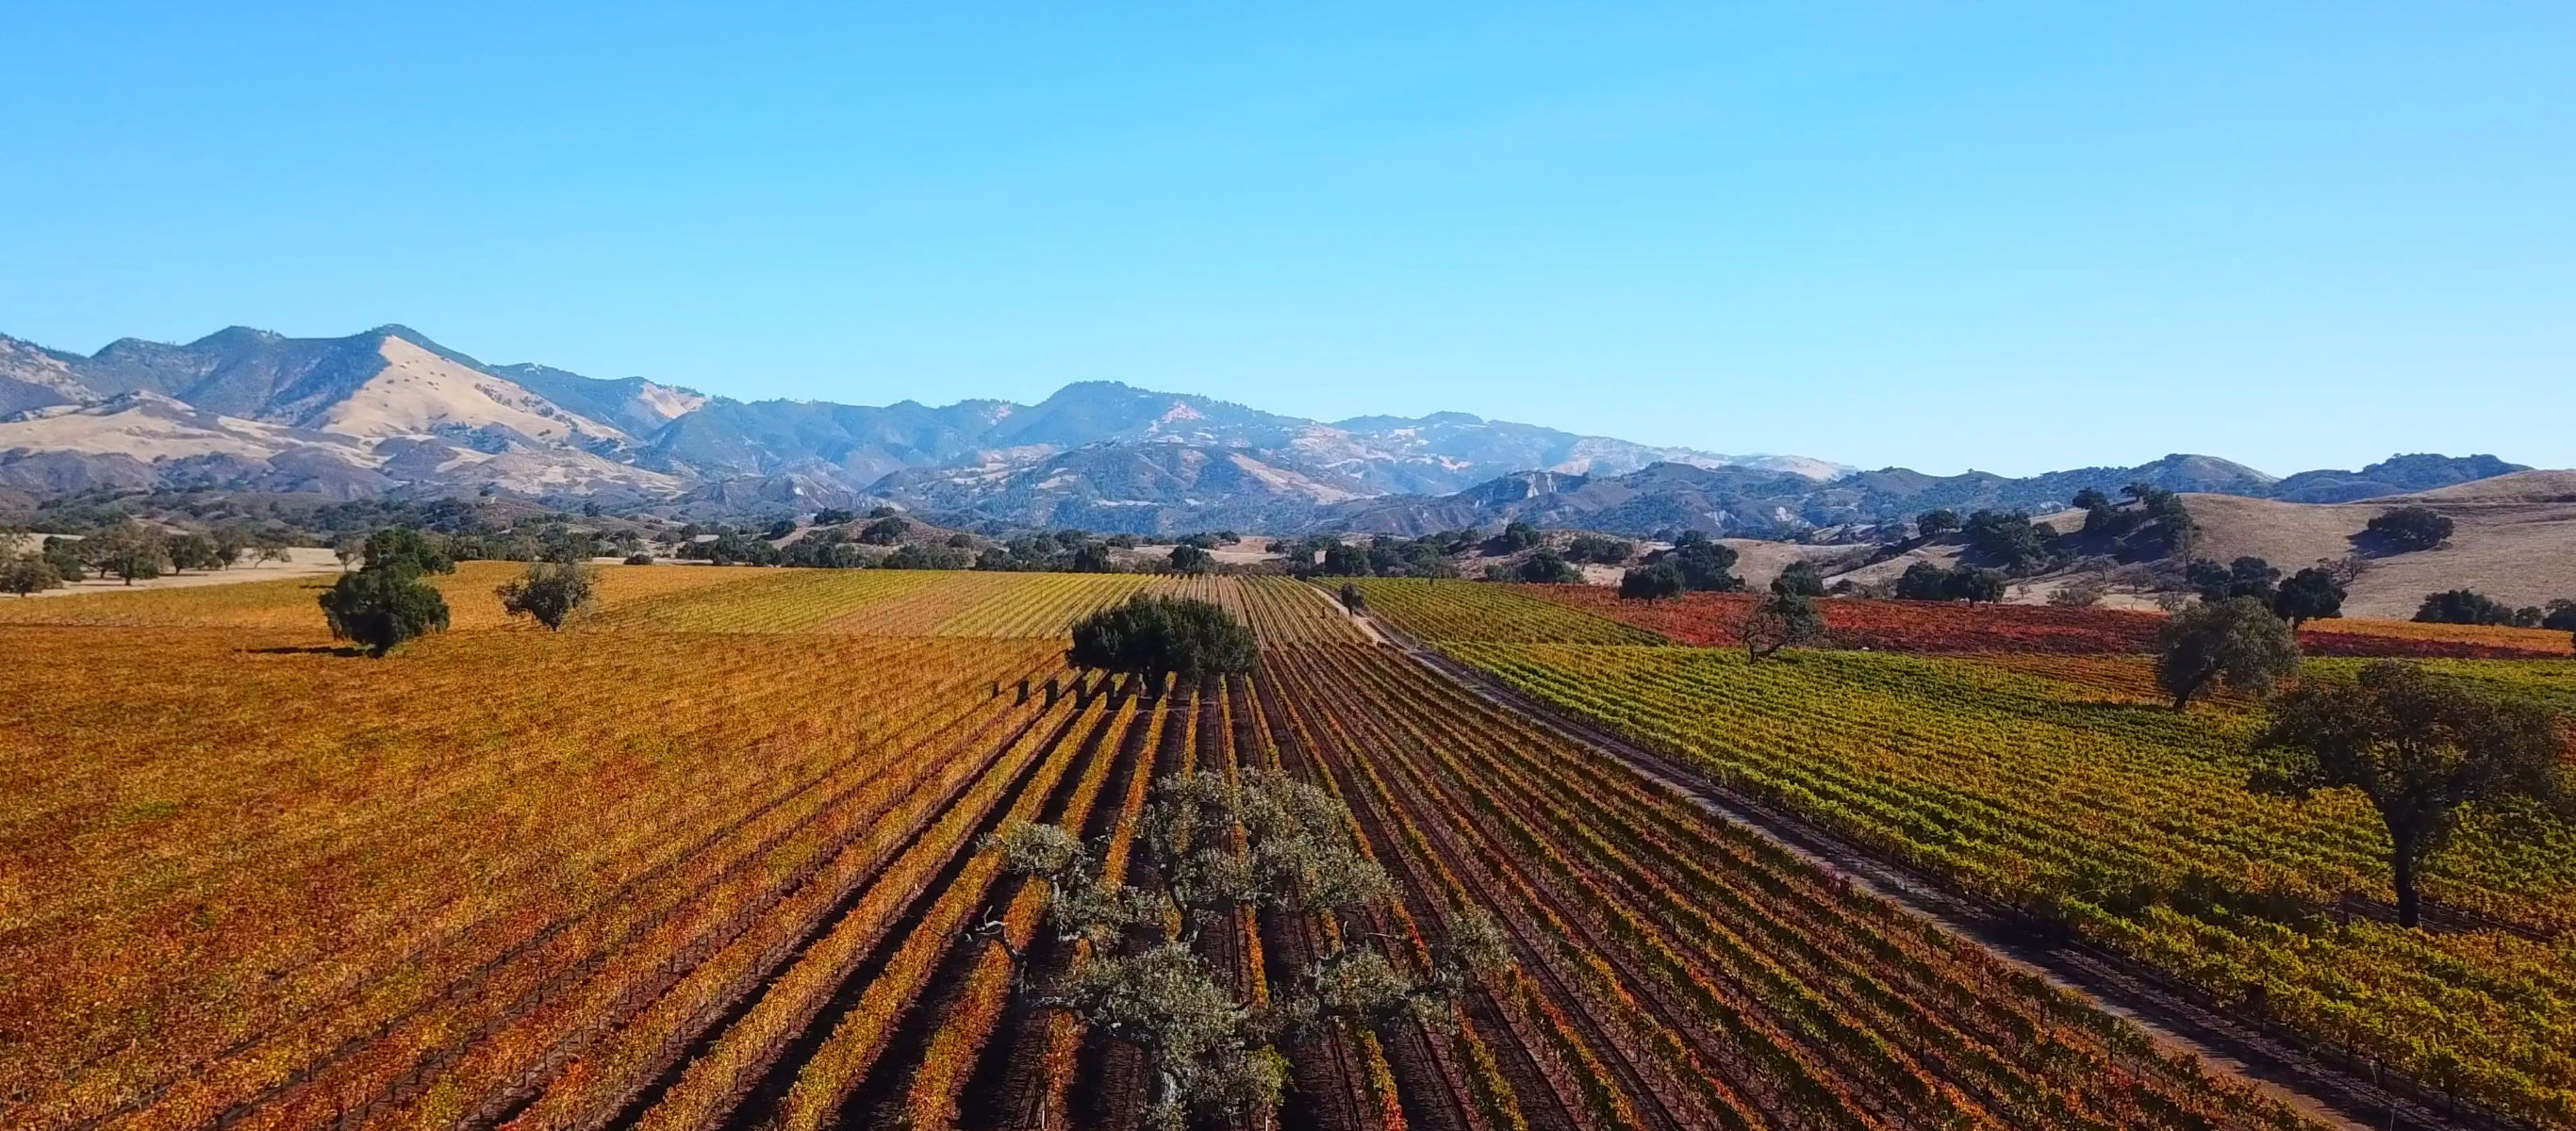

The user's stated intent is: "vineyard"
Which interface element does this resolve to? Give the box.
[1345,576,2576,1125]
[1247,643,2304,1131]
[0,568,2316,1130]
[0,566,1360,644]
[0,561,759,632]
[2297,615,2576,658]
[1491,582,2576,660]
[570,567,1372,642]
[0,625,1066,1131]
[1333,580,1664,647]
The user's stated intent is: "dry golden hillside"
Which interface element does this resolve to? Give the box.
[2181,470,2576,617]
[1720,537,1859,590]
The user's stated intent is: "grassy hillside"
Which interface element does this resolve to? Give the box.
[2183,469,2576,617]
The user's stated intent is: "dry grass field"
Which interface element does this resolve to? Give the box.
[2181,471,2576,617]
[0,543,346,596]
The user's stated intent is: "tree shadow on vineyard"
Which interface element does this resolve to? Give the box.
[242,644,370,658]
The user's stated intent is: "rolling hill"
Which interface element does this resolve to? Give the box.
[2179,470,2576,616]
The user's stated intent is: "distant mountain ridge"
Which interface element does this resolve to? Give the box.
[0,324,1826,518]
[1324,451,2532,538]
[0,323,2535,532]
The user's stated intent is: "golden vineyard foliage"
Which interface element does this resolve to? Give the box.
[0,563,1353,641]
[1260,643,2307,1131]
[1341,577,1665,646]
[2300,615,2576,657]
[2388,657,2576,712]
[0,560,754,631]
[3,568,2303,1130]
[1429,619,2576,1125]
[0,626,1062,1130]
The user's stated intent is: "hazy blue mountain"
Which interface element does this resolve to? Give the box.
[1322,451,2523,539]
[869,441,1365,533]
[644,395,1027,483]
[488,362,710,439]
[2266,453,2528,503]
[632,377,1820,502]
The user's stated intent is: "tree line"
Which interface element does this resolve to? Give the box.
[1,521,296,595]
[679,514,1241,576]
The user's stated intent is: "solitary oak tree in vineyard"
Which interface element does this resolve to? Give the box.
[2272,566,2347,627]
[1741,591,1826,660]
[319,526,454,656]
[496,560,598,631]
[2251,661,2570,926]
[1067,594,1257,695]
[2155,597,2300,711]
[1619,562,1685,600]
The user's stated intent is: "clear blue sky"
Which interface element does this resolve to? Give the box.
[5,3,2570,476]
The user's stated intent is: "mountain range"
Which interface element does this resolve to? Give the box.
[1323,451,2534,538]
[0,324,2534,535]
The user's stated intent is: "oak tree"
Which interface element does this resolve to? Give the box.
[1943,565,2007,604]
[2155,597,2299,711]
[2365,506,2453,552]
[496,560,599,631]
[318,565,451,656]
[2272,566,2347,627]
[2251,662,2569,926]
[93,522,167,585]
[1662,532,1744,592]
[1741,592,1825,660]
[1068,595,1256,694]
[2415,589,2521,627]
[1,552,62,596]
[1512,549,1581,584]
[1894,560,1951,601]
[1771,559,1827,598]
[1620,562,1685,600]
[987,770,1509,1130]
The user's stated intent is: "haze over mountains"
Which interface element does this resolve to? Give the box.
[0,324,2535,535]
